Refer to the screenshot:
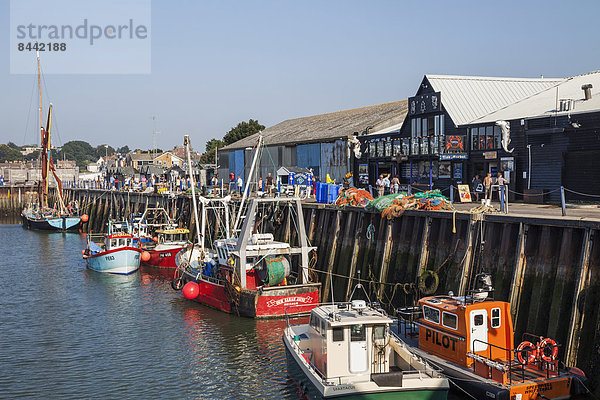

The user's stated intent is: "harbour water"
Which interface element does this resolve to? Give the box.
[0,224,299,399]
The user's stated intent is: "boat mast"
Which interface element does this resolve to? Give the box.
[233,134,262,233]
[184,135,202,249]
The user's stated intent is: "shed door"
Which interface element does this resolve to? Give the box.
[349,324,368,373]
[469,309,488,352]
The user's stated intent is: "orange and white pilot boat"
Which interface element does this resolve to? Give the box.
[396,274,589,400]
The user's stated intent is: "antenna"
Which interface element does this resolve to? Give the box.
[152,116,157,157]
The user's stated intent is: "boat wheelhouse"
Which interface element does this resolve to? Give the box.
[142,227,189,269]
[283,300,449,399]
[396,274,589,400]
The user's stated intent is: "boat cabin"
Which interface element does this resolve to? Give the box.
[417,295,513,368]
[105,232,135,251]
[303,301,398,379]
[155,228,189,245]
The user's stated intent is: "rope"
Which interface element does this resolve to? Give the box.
[564,188,600,198]
[508,188,560,196]
[366,222,375,243]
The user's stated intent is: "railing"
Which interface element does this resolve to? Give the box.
[469,334,561,384]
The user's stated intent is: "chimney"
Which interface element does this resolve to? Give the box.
[582,84,593,100]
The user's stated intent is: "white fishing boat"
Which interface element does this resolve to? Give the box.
[83,220,141,275]
[283,284,449,399]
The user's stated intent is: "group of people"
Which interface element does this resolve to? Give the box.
[217,172,276,197]
[471,172,507,202]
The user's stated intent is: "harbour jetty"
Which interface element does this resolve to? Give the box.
[12,187,600,386]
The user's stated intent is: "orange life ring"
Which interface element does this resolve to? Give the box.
[516,341,537,365]
[538,337,559,362]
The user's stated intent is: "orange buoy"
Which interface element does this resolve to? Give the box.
[182,281,200,299]
[516,341,537,365]
[153,237,159,242]
[81,214,89,222]
[81,249,85,255]
[538,337,559,362]
[141,251,151,262]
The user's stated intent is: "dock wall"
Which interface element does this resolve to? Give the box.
[40,189,600,383]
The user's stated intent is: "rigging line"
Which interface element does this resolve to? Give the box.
[563,187,600,198]
[23,70,37,146]
[39,64,64,147]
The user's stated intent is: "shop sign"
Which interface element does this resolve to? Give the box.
[445,135,465,152]
[453,163,463,179]
[408,92,441,115]
[458,184,472,202]
[358,164,369,185]
[484,151,497,160]
[440,154,468,161]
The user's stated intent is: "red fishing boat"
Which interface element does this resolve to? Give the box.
[142,227,189,269]
[171,135,320,318]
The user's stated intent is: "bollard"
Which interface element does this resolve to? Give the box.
[408,185,412,195]
[500,186,505,213]
[449,185,454,203]
[561,186,567,216]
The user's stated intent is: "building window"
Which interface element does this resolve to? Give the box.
[471,125,504,151]
[420,137,429,155]
[377,141,385,157]
[393,140,402,157]
[374,325,386,340]
[369,141,376,156]
[430,136,439,155]
[401,139,410,156]
[411,138,420,155]
[385,140,392,157]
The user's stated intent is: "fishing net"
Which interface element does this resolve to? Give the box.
[334,188,374,208]
[365,193,409,212]
[380,190,455,219]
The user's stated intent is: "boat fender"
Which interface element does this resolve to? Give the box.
[418,270,439,295]
[516,341,537,365]
[171,277,184,291]
[538,337,558,362]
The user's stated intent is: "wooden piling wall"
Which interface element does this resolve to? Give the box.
[52,189,600,383]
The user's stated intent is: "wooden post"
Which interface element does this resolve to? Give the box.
[416,216,432,279]
[346,211,364,299]
[564,228,594,366]
[508,223,529,324]
[322,210,341,302]
[378,219,394,300]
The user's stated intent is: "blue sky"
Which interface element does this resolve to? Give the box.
[1,0,599,152]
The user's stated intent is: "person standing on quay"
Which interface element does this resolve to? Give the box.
[391,175,399,194]
[483,172,493,203]
[496,172,506,202]
[266,173,274,196]
[237,175,243,196]
[376,175,385,197]
[472,174,482,202]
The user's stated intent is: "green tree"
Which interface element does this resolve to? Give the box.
[61,140,97,169]
[223,119,265,145]
[0,144,23,162]
[117,145,130,154]
[95,144,115,158]
[199,138,224,164]
[6,142,21,150]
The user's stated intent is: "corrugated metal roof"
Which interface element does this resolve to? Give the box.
[426,75,565,126]
[472,71,600,123]
[221,100,408,150]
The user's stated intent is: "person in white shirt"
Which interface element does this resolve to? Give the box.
[376,175,385,197]
[237,175,243,196]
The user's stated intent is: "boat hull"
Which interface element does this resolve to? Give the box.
[142,246,183,269]
[21,213,81,232]
[283,336,448,400]
[86,247,141,275]
[181,269,320,318]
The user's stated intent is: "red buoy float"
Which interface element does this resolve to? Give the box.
[182,281,200,299]
[81,214,89,222]
[538,337,559,362]
[516,341,537,365]
[141,251,151,262]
